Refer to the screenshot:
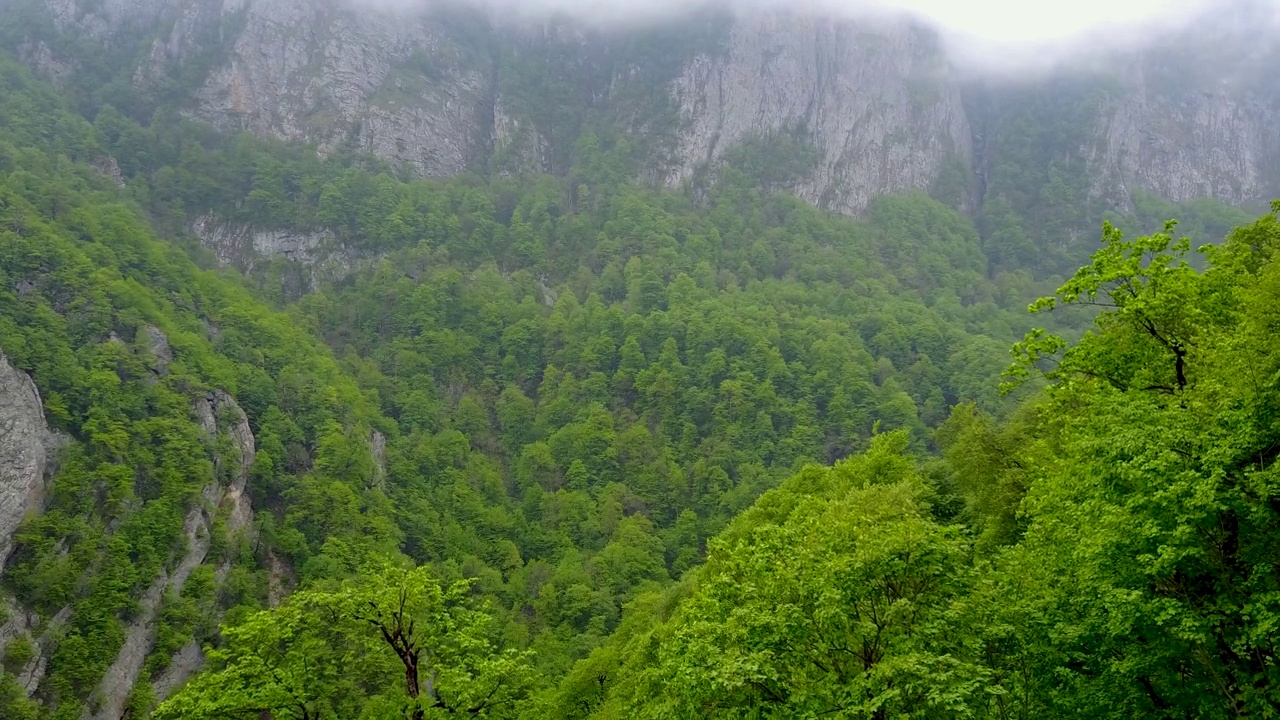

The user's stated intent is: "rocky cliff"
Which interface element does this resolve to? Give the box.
[4,0,1278,231]
[0,349,61,568]
[1087,37,1280,209]
[664,14,969,216]
[2,0,977,216]
[0,325,276,714]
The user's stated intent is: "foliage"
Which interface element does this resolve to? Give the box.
[618,434,985,719]
[154,564,534,720]
[552,204,1280,718]
[0,54,384,717]
[1,25,1277,720]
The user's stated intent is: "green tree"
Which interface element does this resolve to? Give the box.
[155,564,535,720]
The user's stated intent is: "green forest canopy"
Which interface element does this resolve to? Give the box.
[0,47,1275,720]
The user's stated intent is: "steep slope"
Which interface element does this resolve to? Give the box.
[968,15,1280,269]
[5,0,1276,234]
[662,12,970,216]
[549,203,1280,719]
[0,5,1277,714]
[0,352,62,568]
[0,43,1065,717]
[0,0,974,216]
[1088,36,1280,208]
[0,55,391,719]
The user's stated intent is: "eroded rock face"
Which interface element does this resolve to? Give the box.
[89,354,259,716]
[145,325,173,376]
[0,599,72,698]
[151,641,205,702]
[1087,58,1280,208]
[190,213,333,270]
[664,14,970,215]
[191,389,256,542]
[370,429,387,488]
[87,503,213,720]
[179,0,492,177]
[0,350,59,568]
[14,0,1280,220]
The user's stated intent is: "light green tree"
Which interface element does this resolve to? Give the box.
[155,564,535,720]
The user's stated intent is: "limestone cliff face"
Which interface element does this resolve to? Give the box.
[188,212,370,295]
[665,14,970,215]
[1086,47,1280,209]
[0,349,61,568]
[0,348,66,702]
[0,329,265,712]
[85,339,261,718]
[9,0,975,214]
[8,0,1280,218]
[159,0,494,177]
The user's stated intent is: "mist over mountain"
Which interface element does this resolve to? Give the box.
[352,0,1278,73]
[5,0,1276,233]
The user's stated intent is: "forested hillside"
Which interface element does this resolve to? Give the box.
[0,49,1051,718]
[556,203,1280,718]
[0,15,1276,718]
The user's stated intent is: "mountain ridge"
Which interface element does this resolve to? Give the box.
[7,0,1278,231]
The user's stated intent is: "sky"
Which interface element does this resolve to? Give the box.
[858,0,1219,64]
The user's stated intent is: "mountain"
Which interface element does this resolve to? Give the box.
[0,2,1278,718]
[0,40,1056,719]
[4,0,1278,239]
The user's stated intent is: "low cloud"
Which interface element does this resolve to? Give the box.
[358,0,1280,75]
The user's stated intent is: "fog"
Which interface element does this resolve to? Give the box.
[357,0,1279,74]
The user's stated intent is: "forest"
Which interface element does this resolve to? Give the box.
[0,31,1276,720]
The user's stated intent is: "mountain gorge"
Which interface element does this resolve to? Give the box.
[0,1,1279,718]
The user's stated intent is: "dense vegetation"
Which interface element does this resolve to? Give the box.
[0,22,1274,720]
[561,204,1280,718]
[0,49,1052,719]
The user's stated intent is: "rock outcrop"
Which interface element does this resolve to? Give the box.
[6,0,975,216]
[664,14,970,215]
[190,213,333,270]
[12,0,1278,219]
[1086,45,1280,209]
[0,349,61,568]
[151,389,259,704]
[194,390,256,545]
[171,0,492,178]
[189,212,359,293]
[87,501,214,720]
[0,600,72,697]
[369,429,387,489]
[87,339,259,717]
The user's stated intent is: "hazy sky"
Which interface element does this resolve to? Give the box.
[370,0,1278,72]
[857,0,1227,70]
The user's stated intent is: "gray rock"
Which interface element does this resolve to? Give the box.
[87,504,213,720]
[145,325,173,377]
[88,389,257,717]
[92,156,126,187]
[266,549,294,609]
[1087,62,1280,208]
[188,212,372,293]
[0,350,61,569]
[212,391,256,538]
[369,429,387,488]
[151,641,206,702]
[190,213,332,270]
[192,390,256,541]
[177,0,492,178]
[1,598,73,699]
[663,13,970,215]
[16,0,1280,222]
